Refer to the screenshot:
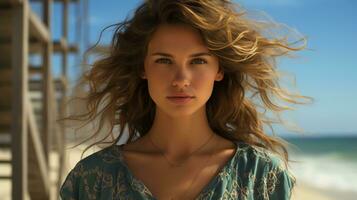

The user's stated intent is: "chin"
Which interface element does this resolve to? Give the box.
[168,110,197,118]
[160,104,206,118]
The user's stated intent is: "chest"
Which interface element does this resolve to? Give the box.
[122,149,235,200]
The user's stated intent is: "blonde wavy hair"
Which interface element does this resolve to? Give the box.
[60,0,312,166]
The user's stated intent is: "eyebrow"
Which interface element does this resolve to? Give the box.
[150,52,212,57]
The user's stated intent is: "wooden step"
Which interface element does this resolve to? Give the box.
[0,160,11,164]
[0,46,11,67]
[0,129,11,139]
[0,84,11,108]
[0,121,11,149]
[29,78,67,91]
[0,141,11,149]
[0,175,11,180]
[0,124,10,132]
[0,109,11,127]
[0,107,11,143]
[29,65,42,75]
[0,66,48,79]
[0,68,11,110]
[0,67,12,85]
[0,40,79,54]
[0,68,66,91]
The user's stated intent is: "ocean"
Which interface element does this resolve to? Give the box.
[285,136,357,195]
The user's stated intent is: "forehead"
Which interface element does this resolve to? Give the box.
[147,24,208,53]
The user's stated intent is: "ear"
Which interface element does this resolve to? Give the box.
[215,69,224,81]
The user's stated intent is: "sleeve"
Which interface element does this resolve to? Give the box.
[267,167,296,200]
[59,165,81,200]
[60,161,107,200]
[254,151,296,200]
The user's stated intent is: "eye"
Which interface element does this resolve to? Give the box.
[191,58,207,64]
[155,58,172,64]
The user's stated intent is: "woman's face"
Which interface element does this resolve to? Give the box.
[142,24,223,117]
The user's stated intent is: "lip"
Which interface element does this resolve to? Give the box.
[167,95,194,98]
[167,96,195,104]
[167,93,195,98]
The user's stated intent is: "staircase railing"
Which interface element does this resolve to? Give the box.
[0,0,80,199]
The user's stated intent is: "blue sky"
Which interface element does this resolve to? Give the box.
[43,0,356,137]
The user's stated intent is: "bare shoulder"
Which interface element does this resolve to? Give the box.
[120,134,153,153]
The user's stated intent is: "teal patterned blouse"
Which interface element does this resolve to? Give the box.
[60,141,295,200]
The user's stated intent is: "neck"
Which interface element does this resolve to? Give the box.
[146,106,216,158]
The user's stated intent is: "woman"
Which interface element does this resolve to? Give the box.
[60,0,310,199]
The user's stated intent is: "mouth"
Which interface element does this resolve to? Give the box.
[167,96,195,98]
[166,96,195,104]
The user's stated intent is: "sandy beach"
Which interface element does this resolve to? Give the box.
[292,182,334,200]
[292,181,357,200]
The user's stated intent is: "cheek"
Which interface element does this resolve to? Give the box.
[192,73,216,92]
[146,72,167,101]
[194,70,216,83]
[147,77,163,92]
[146,66,166,79]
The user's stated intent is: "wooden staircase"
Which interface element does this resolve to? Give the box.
[0,0,80,199]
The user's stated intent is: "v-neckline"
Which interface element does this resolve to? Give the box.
[115,141,239,199]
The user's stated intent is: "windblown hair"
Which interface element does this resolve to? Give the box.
[60,0,311,166]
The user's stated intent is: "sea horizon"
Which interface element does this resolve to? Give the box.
[282,134,357,199]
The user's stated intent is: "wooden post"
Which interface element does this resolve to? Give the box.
[57,0,69,189]
[42,0,53,164]
[11,0,29,199]
[62,0,68,77]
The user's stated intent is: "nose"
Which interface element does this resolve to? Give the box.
[171,67,191,88]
